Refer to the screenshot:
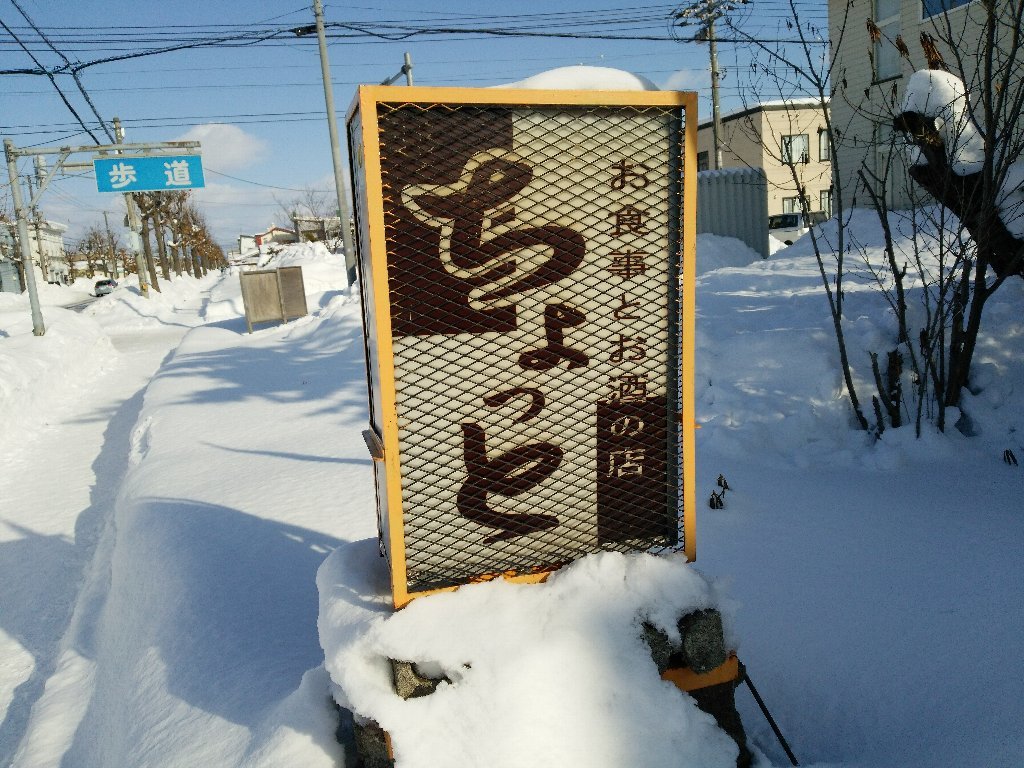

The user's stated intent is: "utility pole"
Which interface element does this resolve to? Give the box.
[674,0,747,170]
[30,157,51,283]
[707,20,724,171]
[113,117,149,296]
[25,174,47,283]
[103,210,118,278]
[4,139,45,335]
[311,0,357,285]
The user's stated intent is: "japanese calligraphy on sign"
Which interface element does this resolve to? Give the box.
[350,90,691,601]
[93,154,205,193]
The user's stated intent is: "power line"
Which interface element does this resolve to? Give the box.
[9,0,114,142]
[0,16,102,142]
[203,168,327,192]
[0,8,828,74]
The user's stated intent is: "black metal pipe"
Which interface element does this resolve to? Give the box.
[742,669,799,766]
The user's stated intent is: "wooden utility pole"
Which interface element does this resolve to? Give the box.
[707,19,724,170]
[674,0,747,170]
[113,118,150,296]
[103,210,119,278]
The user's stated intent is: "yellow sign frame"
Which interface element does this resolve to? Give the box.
[348,85,698,609]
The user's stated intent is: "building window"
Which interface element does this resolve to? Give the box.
[820,188,833,217]
[782,196,802,214]
[922,0,972,17]
[874,0,902,80]
[697,151,710,172]
[818,129,830,162]
[781,134,809,165]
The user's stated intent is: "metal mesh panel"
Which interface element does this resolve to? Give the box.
[363,100,686,594]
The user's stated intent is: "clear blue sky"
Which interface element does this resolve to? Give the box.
[1,0,827,251]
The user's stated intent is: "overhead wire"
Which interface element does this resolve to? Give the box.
[2,3,830,241]
[0,5,828,65]
[9,0,114,142]
[203,168,330,192]
[0,16,102,142]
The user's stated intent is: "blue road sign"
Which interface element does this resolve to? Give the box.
[94,154,205,193]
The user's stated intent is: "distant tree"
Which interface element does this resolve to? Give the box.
[160,191,191,275]
[74,226,111,278]
[134,195,161,292]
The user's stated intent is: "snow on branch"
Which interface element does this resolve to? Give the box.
[895,69,1024,270]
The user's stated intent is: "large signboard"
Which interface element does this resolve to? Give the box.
[348,86,697,607]
[94,154,205,193]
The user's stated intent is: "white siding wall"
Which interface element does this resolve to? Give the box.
[828,0,1009,210]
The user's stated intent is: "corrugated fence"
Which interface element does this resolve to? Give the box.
[696,167,769,259]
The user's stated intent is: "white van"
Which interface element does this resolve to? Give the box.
[768,213,807,245]
[768,211,827,245]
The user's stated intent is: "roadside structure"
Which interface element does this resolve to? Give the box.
[238,225,298,256]
[291,213,342,246]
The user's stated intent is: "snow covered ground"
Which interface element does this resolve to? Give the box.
[1,222,1022,768]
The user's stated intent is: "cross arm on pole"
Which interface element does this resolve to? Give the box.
[28,149,70,208]
[6,140,201,158]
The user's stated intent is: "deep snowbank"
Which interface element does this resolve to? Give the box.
[0,295,116,454]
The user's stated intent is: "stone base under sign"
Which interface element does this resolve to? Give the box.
[643,609,752,768]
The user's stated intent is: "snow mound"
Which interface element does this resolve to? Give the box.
[697,233,764,274]
[0,298,116,452]
[254,241,350,300]
[319,546,738,768]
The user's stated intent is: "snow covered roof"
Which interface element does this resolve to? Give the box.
[698,97,828,129]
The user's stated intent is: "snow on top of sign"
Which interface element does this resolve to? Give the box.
[495,65,659,91]
[901,69,985,176]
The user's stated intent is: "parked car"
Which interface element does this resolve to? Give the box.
[94,278,117,296]
[768,213,807,245]
[769,211,828,246]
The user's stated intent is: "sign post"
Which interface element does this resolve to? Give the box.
[348,86,698,608]
[1,136,203,322]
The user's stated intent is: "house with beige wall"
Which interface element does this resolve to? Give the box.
[826,0,1017,209]
[697,100,833,219]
